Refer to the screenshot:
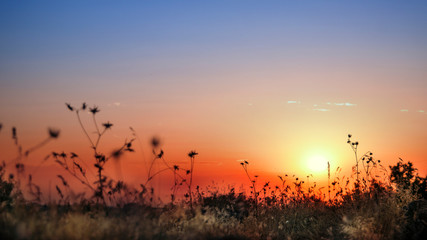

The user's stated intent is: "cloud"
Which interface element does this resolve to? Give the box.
[287,101,300,104]
[400,109,409,112]
[236,159,248,162]
[313,108,331,112]
[418,110,425,113]
[334,102,357,107]
[107,102,121,107]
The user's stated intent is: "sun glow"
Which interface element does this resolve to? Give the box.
[306,155,328,173]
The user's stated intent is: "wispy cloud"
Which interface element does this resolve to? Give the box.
[400,109,409,112]
[287,100,301,104]
[236,159,248,162]
[107,102,121,107]
[313,108,331,112]
[333,102,357,107]
[417,110,425,113]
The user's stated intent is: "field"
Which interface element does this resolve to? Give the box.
[0,104,426,240]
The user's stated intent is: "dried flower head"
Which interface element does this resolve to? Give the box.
[81,102,87,110]
[102,122,113,129]
[66,103,74,111]
[111,149,122,159]
[188,150,198,158]
[48,128,60,139]
[157,149,164,158]
[65,103,74,111]
[89,106,100,114]
[151,137,160,148]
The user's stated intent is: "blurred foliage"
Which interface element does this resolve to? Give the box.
[390,158,427,199]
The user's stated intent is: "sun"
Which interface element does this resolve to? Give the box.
[306,155,328,173]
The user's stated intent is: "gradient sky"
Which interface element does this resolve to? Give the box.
[1,1,427,197]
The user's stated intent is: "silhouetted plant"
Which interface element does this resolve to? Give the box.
[390,158,427,199]
[142,136,197,206]
[0,162,15,209]
[347,134,361,183]
[64,103,135,204]
[240,160,259,213]
[4,125,60,197]
[347,134,386,193]
[187,150,198,209]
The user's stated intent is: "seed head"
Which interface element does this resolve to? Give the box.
[12,127,16,139]
[48,128,60,139]
[151,137,160,148]
[89,106,100,114]
[188,150,198,158]
[66,103,74,111]
[112,149,122,159]
[81,102,87,110]
[157,150,164,158]
[102,122,113,129]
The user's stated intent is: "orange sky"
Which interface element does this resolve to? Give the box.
[1,1,427,201]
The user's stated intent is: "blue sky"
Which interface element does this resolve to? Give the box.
[2,1,427,89]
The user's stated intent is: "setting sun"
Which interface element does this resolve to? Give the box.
[306,155,329,173]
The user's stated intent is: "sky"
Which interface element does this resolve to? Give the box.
[1,1,427,199]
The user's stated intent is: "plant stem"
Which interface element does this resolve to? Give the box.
[76,111,95,148]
